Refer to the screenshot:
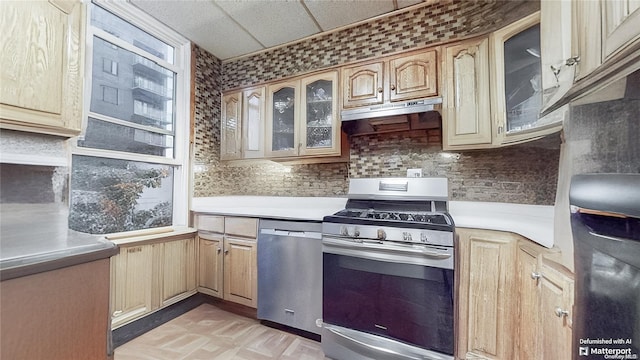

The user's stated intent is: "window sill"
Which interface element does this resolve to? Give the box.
[106,226,196,246]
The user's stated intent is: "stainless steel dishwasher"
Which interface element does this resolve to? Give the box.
[257,219,322,335]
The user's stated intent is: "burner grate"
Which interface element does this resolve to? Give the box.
[334,209,450,225]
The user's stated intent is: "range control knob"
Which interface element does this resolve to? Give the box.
[420,233,429,243]
[354,228,360,237]
[340,226,349,236]
[377,229,387,240]
[403,232,413,241]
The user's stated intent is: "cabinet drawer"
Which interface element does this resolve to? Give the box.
[196,215,224,233]
[224,217,258,238]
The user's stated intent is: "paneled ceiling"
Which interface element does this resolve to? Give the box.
[130,0,426,60]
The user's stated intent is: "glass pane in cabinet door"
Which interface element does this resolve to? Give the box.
[306,79,333,148]
[503,24,542,132]
[271,87,295,152]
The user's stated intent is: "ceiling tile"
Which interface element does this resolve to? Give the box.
[216,1,319,48]
[304,0,395,31]
[131,0,264,59]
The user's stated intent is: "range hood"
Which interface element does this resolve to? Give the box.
[341,97,442,121]
[341,97,442,136]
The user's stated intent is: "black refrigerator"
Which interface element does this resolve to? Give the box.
[570,174,640,359]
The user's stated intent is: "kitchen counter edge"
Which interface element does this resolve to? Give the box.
[191,197,555,248]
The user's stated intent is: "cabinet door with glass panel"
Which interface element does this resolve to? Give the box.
[242,86,265,159]
[490,12,563,146]
[220,92,242,160]
[300,71,339,156]
[266,80,300,158]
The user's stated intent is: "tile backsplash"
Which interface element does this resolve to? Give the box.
[192,0,560,205]
[222,0,540,90]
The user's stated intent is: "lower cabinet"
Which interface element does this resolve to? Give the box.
[110,234,197,329]
[456,228,518,360]
[457,228,574,360]
[196,215,258,308]
[198,234,224,298]
[517,241,574,360]
[110,243,154,328]
[223,236,258,308]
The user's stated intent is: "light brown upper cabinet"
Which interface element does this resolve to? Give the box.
[602,0,640,60]
[0,0,83,137]
[266,70,340,158]
[490,11,564,146]
[442,37,492,150]
[540,2,579,111]
[342,50,438,109]
[220,86,266,160]
[242,87,266,159]
[300,72,340,157]
[220,92,242,160]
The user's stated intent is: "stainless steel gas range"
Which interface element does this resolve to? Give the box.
[321,177,455,360]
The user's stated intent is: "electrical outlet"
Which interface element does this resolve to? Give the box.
[407,169,422,178]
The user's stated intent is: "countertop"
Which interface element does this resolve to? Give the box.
[191,196,555,248]
[0,203,119,280]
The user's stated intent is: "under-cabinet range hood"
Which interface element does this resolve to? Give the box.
[341,98,442,136]
[341,97,442,121]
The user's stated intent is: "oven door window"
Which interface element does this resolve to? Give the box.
[323,252,454,355]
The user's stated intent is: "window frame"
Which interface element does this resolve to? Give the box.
[72,0,192,231]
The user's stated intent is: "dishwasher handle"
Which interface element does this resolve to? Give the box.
[260,228,322,239]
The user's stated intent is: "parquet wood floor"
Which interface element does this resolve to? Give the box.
[114,303,328,360]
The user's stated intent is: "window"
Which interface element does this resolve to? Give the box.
[102,58,118,75]
[70,2,190,235]
[102,86,118,104]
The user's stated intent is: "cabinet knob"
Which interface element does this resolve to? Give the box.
[224,249,229,255]
[555,307,569,318]
[377,87,383,93]
[217,247,221,254]
[531,272,541,280]
[390,84,396,91]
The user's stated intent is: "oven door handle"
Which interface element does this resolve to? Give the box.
[324,324,452,360]
[322,237,452,260]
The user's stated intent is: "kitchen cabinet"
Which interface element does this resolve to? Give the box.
[0,0,83,137]
[442,37,492,149]
[490,11,564,146]
[110,234,197,329]
[341,49,438,108]
[111,243,154,328]
[458,227,573,360]
[195,215,258,308]
[220,92,242,160]
[220,87,266,160]
[160,237,197,307]
[242,87,266,159]
[538,259,574,359]
[602,0,640,60]
[266,70,340,158]
[456,228,518,360]
[443,12,572,151]
[517,242,573,360]
[572,0,602,81]
[223,236,257,308]
[198,233,224,297]
[540,1,579,112]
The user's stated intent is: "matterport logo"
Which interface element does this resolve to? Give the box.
[579,338,638,359]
